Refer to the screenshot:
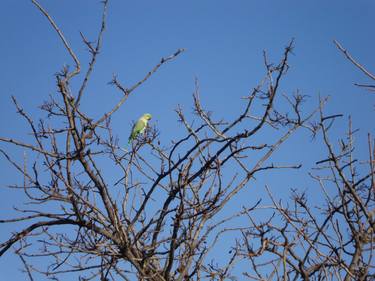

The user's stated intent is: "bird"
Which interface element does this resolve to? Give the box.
[128,113,152,144]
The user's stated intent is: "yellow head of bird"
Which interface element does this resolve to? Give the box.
[142,113,152,120]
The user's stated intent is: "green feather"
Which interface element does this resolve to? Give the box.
[128,113,152,144]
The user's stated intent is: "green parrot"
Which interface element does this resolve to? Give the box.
[128,113,152,144]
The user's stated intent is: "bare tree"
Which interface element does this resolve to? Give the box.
[236,115,374,280]
[233,41,375,281]
[0,1,373,281]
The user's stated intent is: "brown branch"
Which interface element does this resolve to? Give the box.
[0,219,78,256]
[0,137,58,158]
[31,0,80,79]
[334,39,375,81]
[76,0,109,105]
[93,48,185,128]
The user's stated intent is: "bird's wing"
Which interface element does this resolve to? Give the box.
[128,118,146,142]
[134,119,146,133]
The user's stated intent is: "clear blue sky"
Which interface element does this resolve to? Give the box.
[1,0,374,279]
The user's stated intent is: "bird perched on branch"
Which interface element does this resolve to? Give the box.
[128,113,152,144]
